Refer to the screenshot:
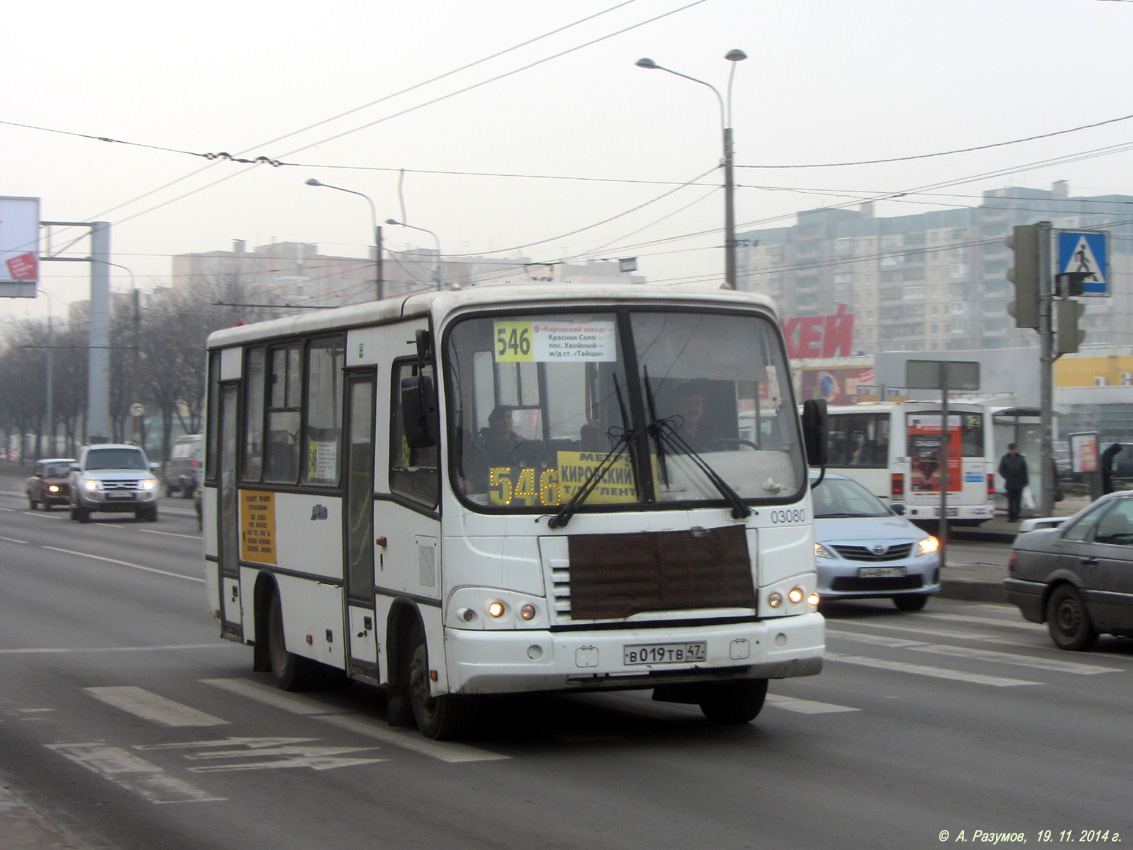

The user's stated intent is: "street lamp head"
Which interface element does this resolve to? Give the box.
[725,49,747,62]
[635,57,658,69]
[305,178,324,187]
[385,218,401,226]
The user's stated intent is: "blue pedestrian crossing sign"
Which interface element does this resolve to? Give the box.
[1057,230,1109,296]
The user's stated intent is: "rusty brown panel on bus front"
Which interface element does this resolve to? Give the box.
[567,525,755,620]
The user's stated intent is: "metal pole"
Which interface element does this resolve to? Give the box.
[1038,221,1054,517]
[375,224,383,300]
[724,125,737,289]
[938,368,949,568]
[87,221,112,443]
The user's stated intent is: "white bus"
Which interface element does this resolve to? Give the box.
[822,401,995,525]
[203,283,826,738]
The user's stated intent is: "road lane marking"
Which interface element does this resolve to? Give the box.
[0,643,234,655]
[905,643,1121,675]
[138,528,201,540]
[825,652,1040,687]
[138,738,386,772]
[202,678,510,763]
[41,546,203,583]
[764,694,859,714]
[46,743,224,804]
[915,610,1046,631]
[0,534,29,543]
[86,686,229,727]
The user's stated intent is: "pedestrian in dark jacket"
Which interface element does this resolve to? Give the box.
[998,443,1029,522]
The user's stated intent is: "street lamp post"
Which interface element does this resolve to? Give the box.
[636,49,747,289]
[305,178,383,300]
[385,219,443,290]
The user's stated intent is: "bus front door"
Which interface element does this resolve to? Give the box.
[344,372,379,680]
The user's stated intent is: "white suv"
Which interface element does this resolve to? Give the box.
[69,444,160,523]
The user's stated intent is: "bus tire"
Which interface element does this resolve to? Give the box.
[698,678,768,724]
[267,591,320,691]
[406,620,472,740]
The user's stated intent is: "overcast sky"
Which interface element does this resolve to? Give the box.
[4,0,1132,327]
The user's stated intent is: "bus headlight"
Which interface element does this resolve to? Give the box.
[519,604,537,621]
[768,592,783,608]
[486,600,506,619]
[788,587,805,605]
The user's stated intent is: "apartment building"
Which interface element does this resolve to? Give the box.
[738,182,1133,355]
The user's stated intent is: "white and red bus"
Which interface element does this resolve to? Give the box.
[821,401,995,525]
[203,283,827,738]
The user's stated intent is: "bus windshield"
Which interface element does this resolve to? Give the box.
[445,307,805,513]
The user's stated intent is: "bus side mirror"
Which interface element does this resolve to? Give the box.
[801,398,828,467]
[401,375,439,449]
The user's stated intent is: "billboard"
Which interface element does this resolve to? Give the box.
[1,196,40,297]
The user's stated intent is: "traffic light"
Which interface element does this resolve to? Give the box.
[1055,299,1086,355]
[1006,224,1041,329]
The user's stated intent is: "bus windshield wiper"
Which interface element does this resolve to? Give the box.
[547,429,634,529]
[648,416,752,520]
[548,375,638,529]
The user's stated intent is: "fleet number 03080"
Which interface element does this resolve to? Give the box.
[770,509,806,524]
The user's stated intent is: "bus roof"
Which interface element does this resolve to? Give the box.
[206,282,780,350]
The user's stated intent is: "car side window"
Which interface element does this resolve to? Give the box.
[1093,499,1133,546]
[1061,503,1107,543]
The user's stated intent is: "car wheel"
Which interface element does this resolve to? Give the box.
[77,505,91,524]
[136,505,158,522]
[405,619,472,740]
[1046,585,1098,651]
[893,594,929,612]
[28,496,37,510]
[698,678,769,724]
[43,502,53,512]
[69,505,78,521]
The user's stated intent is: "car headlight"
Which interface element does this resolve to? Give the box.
[83,479,100,492]
[814,542,838,560]
[139,478,157,491]
[917,536,940,556]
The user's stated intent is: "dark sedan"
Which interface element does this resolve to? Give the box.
[1005,491,1133,650]
[26,458,76,510]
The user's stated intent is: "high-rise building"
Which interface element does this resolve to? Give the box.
[737,182,1133,355]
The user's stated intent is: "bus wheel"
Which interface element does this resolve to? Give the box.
[267,592,320,691]
[698,678,768,724]
[405,621,471,740]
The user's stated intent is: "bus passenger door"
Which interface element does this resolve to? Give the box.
[344,372,379,680]
[218,384,242,640]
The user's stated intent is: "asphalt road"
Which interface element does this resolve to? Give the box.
[0,478,1129,850]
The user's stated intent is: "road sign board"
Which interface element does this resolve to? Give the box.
[1057,231,1109,296]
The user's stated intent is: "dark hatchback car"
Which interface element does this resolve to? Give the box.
[1005,491,1133,650]
[26,458,77,510]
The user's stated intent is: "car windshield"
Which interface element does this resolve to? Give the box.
[85,449,147,470]
[445,307,805,514]
[811,477,892,518]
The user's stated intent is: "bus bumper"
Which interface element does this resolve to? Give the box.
[443,612,825,695]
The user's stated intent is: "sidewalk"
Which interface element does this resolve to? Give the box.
[939,494,1089,604]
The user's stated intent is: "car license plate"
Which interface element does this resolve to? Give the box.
[859,567,907,578]
[623,642,706,665]
[106,492,134,500]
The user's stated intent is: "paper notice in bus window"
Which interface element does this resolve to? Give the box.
[307,440,338,482]
[493,320,616,363]
[241,490,277,565]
